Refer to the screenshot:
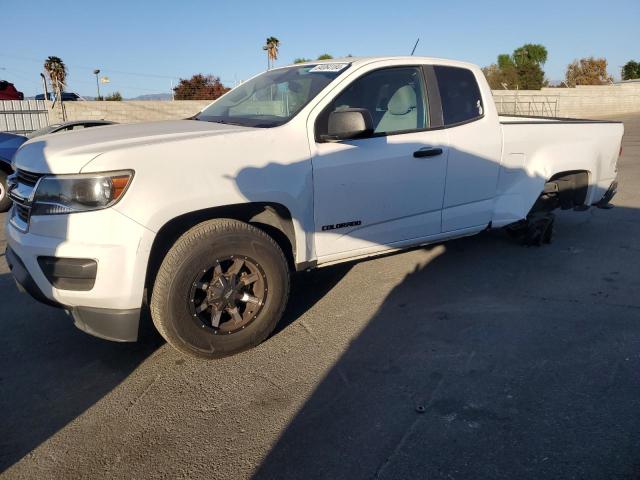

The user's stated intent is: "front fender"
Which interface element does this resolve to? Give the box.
[84,125,316,264]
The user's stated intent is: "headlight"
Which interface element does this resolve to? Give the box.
[31,170,133,215]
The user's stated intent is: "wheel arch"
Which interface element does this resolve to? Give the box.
[526,169,591,216]
[547,169,590,208]
[144,202,297,298]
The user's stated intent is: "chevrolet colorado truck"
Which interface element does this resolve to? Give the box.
[5,57,623,358]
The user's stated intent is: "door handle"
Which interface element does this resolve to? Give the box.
[413,147,443,158]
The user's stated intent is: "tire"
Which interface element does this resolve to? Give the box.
[150,218,290,359]
[0,171,11,212]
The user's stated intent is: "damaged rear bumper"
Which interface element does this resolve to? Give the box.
[595,180,618,209]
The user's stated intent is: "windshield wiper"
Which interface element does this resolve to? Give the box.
[207,118,246,126]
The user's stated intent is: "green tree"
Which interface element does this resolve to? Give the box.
[105,91,123,101]
[497,54,514,70]
[622,60,640,80]
[513,44,548,66]
[517,63,546,90]
[565,57,613,87]
[293,58,312,64]
[484,44,548,90]
[317,53,333,60]
[263,37,280,70]
[173,74,229,100]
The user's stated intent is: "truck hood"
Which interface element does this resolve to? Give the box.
[13,120,252,174]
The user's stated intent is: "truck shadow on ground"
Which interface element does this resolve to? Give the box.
[253,205,640,480]
[0,286,160,471]
[0,257,351,472]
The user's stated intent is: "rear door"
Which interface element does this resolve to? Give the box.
[310,65,449,259]
[433,66,502,232]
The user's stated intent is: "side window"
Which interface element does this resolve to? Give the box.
[316,67,428,138]
[434,66,483,126]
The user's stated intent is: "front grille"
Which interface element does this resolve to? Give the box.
[16,169,44,187]
[8,169,45,231]
[15,203,30,223]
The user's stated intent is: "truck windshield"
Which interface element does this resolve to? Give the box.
[195,64,350,128]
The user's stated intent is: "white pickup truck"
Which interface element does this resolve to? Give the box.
[5,56,623,358]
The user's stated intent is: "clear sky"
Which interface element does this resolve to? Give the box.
[2,0,638,98]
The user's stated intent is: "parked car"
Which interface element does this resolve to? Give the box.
[0,120,116,212]
[0,80,24,100]
[5,56,623,359]
[35,92,84,101]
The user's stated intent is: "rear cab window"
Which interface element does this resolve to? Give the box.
[433,66,484,126]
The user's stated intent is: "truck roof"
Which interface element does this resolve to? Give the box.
[287,56,478,70]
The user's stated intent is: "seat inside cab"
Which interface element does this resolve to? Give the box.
[331,67,428,134]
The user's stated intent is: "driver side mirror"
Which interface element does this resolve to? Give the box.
[322,108,374,142]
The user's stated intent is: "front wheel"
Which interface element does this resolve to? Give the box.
[0,171,11,212]
[150,219,290,359]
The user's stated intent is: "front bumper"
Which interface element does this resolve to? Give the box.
[5,207,155,342]
[5,246,62,308]
[6,245,141,342]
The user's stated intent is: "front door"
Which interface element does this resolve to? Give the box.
[310,66,448,259]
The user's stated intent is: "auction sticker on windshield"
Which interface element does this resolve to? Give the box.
[309,63,349,72]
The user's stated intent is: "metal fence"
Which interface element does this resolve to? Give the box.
[494,95,559,117]
[0,100,50,134]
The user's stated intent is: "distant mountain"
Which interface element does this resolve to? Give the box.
[128,93,173,101]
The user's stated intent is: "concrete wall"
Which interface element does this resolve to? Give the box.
[49,100,210,124]
[492,83,640,118]
[47,82,640,125]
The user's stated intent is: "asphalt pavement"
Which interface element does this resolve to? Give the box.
[1,114,639,479]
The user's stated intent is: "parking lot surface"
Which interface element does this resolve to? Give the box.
[1,114,639,479]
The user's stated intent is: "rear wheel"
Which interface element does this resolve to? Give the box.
[0,171,11,212]
[150,219,290,359]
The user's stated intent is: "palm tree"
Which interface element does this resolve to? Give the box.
[43,56,67,101]
[262,37,280,70]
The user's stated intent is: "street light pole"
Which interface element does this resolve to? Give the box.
[40,73,49,100]
[93,69,101,100]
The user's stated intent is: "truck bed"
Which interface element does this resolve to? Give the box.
[499,114,623,125]
[492,114,624,227]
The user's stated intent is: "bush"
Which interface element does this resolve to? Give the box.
[565,58,613,87]
[622,61,640,81]
[105,92,123,101]
[173,74,229,100]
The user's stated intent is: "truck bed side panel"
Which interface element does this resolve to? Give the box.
[492,120,623,227]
